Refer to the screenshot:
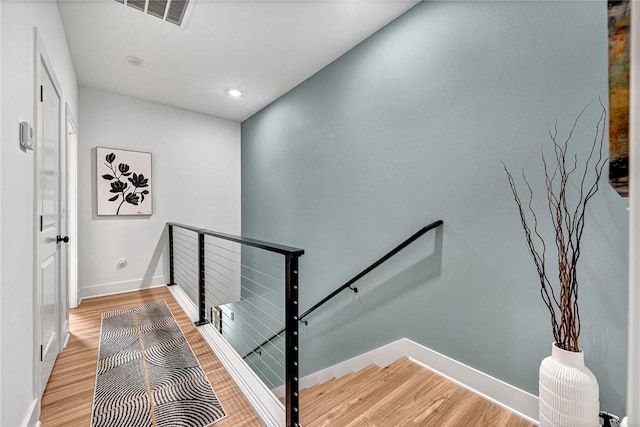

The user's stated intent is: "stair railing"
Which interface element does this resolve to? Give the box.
[167,222,305,427]
[243,219,443,360]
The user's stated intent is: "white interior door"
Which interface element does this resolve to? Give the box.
[35,36,64,396]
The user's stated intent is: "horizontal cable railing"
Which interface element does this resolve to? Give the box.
[168,222,304,427]
[243,219,443,360]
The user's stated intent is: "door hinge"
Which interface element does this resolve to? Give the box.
[40,345,43,362]
[40,85,43,103]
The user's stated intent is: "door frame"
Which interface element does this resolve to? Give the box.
[33,28,66,400]
[65,105,78,312]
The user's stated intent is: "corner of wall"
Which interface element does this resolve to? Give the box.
[0,0,4,422]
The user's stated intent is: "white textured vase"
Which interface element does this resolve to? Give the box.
[539,343,600,427]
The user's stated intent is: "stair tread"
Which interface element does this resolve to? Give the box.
[347,367,534,427]
[304,364,380,400]
[300,363,385,422]
[300,372,346,398]
[300,377,336,395]
[306,357,419,427]
[345,365,448,426]
[303,369,365,400]
[317,364,385,396]
[300,356,534,427]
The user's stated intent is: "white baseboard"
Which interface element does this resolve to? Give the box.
[79,276,166,301]
[168,285,285,427]
[62,322,70,351]
[23,397,39,427]
[272,338,539,425]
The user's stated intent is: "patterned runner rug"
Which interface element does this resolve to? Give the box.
[91,301,227,427]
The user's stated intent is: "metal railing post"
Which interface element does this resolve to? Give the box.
[285,254,300,427]
[168,224,175,286]
[195,231,209,326]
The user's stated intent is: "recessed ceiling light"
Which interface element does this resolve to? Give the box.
[227,89,243,98]
[124,56,147,68]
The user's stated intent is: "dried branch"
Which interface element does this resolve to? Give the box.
[502,101,607,352]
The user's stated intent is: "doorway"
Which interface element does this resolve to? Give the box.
[34,30,67,396]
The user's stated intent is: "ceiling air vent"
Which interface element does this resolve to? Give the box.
[115,0,191,27]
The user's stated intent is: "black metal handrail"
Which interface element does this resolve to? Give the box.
[167,222,304,427]
[243,219,443,359]
[168,222,304,256]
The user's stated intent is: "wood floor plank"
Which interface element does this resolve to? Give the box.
[40,287,263,427]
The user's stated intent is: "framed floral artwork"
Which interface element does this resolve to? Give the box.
[96,147,152,216]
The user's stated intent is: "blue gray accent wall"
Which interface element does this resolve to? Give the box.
[241,1,629,414]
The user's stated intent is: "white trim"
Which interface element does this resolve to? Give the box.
[0,1,2,422]
[403,340,538,424]
[65,106,78,309]
[78,276,166,301]
[168,285,285,427]
[62,320,70,350]
[0,0,3,421]
[272,338,538,425]
[23,397,39,427]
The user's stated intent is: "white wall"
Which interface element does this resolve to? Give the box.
[0,1,4,423]
[1,2,78,425]
[78,87,241,300]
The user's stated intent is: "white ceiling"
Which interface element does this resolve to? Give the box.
[58,0,419,122]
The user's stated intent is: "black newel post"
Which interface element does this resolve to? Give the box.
[195,231,209,326]
[168,224,175,286]
[285,254,300,427]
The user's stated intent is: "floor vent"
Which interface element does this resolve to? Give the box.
[115,0,191,27]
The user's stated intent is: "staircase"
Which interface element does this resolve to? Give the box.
[295,357,535,427]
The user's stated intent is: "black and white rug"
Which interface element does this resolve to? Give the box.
[91,301,227,427]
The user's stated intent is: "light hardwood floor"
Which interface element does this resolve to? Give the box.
[41,286,534,427]
[39,286,263,426]
[297,358,535,427]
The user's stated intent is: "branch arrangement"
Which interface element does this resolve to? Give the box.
[502,100,607,352]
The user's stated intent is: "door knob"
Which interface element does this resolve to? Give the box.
[56,235,69,244]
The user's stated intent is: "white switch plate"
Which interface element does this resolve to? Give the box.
[19,121,34,150]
